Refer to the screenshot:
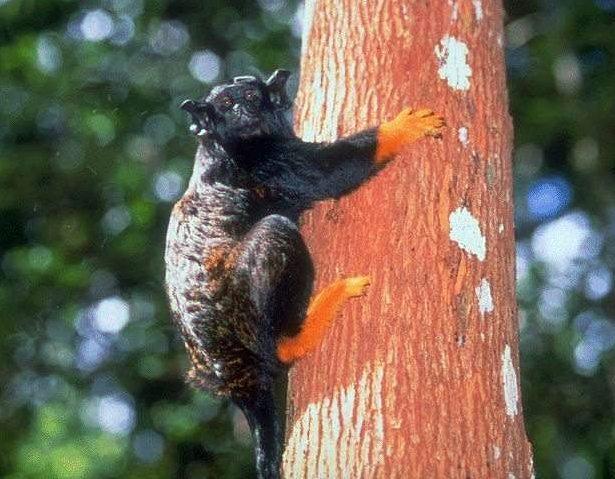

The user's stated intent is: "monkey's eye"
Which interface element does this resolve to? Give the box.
[244,89,260,102]
[219,96,234,110]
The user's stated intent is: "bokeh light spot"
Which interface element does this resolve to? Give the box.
[102,206,131,235]
[257,0,287,12]
[28,246,53,271]
[76,338,110,371]
[527,175,572,221]
[149,21,189,56]
[574,311,615,375]
[96,394,136,435]
[133,429,165,463]
[81,10,115,42]
[110,16,135,46]
[572,137,599,171]
[553,54,582,95]
[153,171,183,202]
[143,113,176,145]
[189,51,221,83]
[594,0,615,11]
[531,211,601,272]
[111,0,144,18]
[584,266,612,300]
[93,296,130,334]
[36,36,62,73]
[561,455,595,479]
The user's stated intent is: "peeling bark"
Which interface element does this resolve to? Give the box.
[284,0,534,477]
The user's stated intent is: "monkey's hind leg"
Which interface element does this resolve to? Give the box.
[276,276,370,364]
[235,214,314,341]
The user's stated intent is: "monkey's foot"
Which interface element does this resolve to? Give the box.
[277,276,371,364]
[343,275,371,297]
[375,108,445,164]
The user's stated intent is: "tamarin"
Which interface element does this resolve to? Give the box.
[165,69,444,478]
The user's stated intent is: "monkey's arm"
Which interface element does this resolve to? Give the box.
[272,108,444,204]
[314,108,444,195]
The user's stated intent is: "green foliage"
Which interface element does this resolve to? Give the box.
[508,1,615,477]
[0,0,299,477]
[1,0,614,477]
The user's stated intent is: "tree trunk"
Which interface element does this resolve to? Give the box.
[283,1,534,478]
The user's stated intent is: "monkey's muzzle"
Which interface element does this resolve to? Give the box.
[180,99,213,137]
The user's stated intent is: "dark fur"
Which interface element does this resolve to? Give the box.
[165,70,383,479]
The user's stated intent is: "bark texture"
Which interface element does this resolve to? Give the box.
[283,1,534,478]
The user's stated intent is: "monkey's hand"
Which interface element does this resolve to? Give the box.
[375,108,445,164]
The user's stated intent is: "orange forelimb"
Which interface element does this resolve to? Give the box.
[375,108,445,164]
[277,276,371,364]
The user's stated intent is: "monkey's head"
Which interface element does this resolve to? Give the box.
[180,69,293,144]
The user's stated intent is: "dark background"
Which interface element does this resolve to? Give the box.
[0,0,613,477]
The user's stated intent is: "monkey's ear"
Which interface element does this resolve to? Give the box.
[265,69,291,110]
[180,99,215,137]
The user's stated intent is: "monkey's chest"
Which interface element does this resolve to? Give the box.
[248,186,302,223]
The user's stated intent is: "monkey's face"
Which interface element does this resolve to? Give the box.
[207,80,270,139]
[181,70,292,144]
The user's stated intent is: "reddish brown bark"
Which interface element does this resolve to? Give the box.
[283,1,534,478]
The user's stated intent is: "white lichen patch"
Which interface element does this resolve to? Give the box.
[301,0,317,56]
[492,445,501,460]
[449,207,486,261]
[472,0,484,21]
[434,36,472,91]
[498,223,505,234]
[529,456,536,479]
[283,362,385,478]
[448,0,459,21]
[458,127,469,146]
[501,345,519,417]
[475,278,494,316]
